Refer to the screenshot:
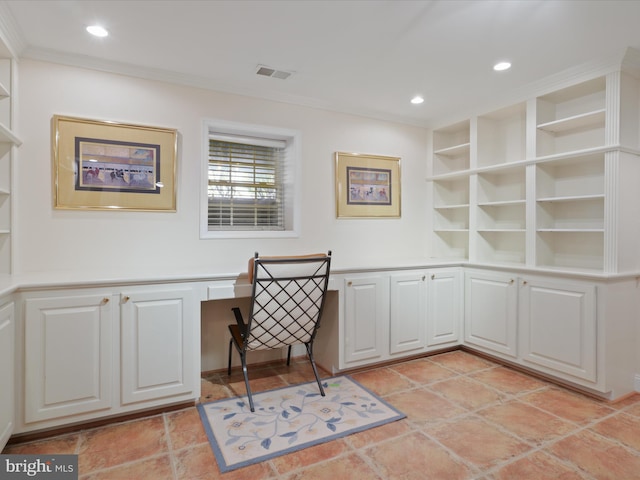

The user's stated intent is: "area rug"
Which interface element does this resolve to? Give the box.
[197,375,406,472]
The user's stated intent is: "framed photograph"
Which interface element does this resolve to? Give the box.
[52,115,178,211]
[335,152,401,218]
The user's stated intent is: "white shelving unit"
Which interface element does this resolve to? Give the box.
[477,103,526,168]
[428,50,640,274]
[535,77,606,158]
[432,120,470,176]
[0,49,20,275]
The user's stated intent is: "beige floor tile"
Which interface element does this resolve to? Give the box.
[6,351,640,480]
[429,376,504,410]
[200,376,233,403]
[548,429,640,480]
[365,431,475,480]
[426,417,530,469]
[166,407,209,451]
[477,400,575,444]
[390,357,458,384]
[80,455,174,480]
[427,350,495,373]
[385,388,466,425]
[78,416,168,474]
[3,434,79,455]
[590,412,640,451]
[284,453,382,480]
[174,442,275,479]
[493,451,584,480]
[469,366,548,395]
[350,368,414,396]
[271,438,350,474]
[346,418,413,449]
[520,388,615,425]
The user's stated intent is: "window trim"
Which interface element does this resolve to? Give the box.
[200,118,301,239]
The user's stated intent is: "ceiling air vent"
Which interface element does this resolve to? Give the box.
[256,65,293,80]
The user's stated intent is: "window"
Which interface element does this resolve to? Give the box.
[201,119,300,239]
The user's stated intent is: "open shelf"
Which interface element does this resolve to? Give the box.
[432,120,470,175]
[536,153,604,199]
[433,177,469,208]
[477,202,526,230]
[535,77,606,157]
[476,230,526,265]
[537,196,604,231]
[477,103,526,168]
[536,231,603,271]
[477,166,526,204]
[427,58,640,275]
[433,230,469,260]
[434,205,469,231]
[537,109,606,134]
[0,123,20,146]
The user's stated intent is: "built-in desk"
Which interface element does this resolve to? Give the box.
[2,262,639,442]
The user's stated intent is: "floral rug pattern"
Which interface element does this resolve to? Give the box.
[197,375,406,472]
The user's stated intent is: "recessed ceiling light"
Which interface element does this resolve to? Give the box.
[411,96,424,104]
[493,61,511,72]
[86,25,109,37]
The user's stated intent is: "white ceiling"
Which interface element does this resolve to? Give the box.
[2,0,640,128]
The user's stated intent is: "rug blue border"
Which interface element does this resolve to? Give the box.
[197,375,406,473]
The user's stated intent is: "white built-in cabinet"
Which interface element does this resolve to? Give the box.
[120,287,196,405]
[343,274,388,365]
[0,41,21,275]
[318,268,462,372]
[519,275,596,382]
[464,270,518,358]
[17,285,198,433]
[389,271,427,355]
[428,49,640,399]
[464,268,602,391]
[426,270,461,347]
[0,298,15,451]
[428,51,640,275]
[24,293,114,423]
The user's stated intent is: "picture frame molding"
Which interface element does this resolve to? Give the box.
[335,151,401,218]
[52,115,178,212]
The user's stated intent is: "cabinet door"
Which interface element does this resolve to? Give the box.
[25,294,114,423]
[520,277,596,381]
[427,270,461,347]
[464,270,518,357]
[343,275,388,364]
[120,288,196,404]
[0,301,14,450]
[389,272,426,355]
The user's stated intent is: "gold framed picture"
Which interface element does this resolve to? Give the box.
[52,115,178,211]
[335,152,401,218]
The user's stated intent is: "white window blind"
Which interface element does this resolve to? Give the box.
[207,137,285,230]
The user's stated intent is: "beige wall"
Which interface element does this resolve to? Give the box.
[14,59,429,276]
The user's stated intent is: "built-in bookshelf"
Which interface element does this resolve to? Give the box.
[0,49,21,274]
[428,49,640,274]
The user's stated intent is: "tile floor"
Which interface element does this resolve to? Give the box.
[4,350,640,479]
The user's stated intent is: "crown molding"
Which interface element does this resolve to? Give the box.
[0,1,27,58]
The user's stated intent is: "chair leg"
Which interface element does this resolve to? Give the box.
[286,345,292,366]
[240,352,255,412]
[305,342,325,397]
[228,339,233,376]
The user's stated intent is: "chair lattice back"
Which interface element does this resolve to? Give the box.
[244,254,331,351]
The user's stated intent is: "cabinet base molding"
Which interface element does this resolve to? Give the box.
[321,346,461,377]
[460,346,613,402]
[7,400,194,446]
